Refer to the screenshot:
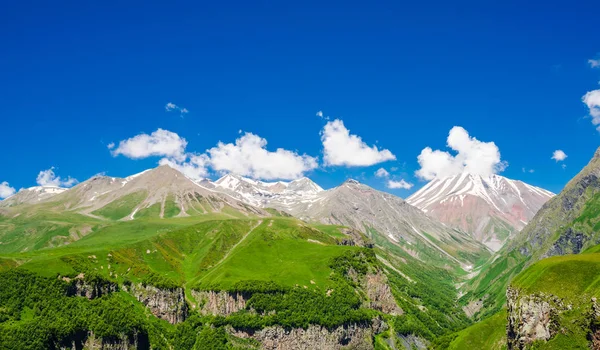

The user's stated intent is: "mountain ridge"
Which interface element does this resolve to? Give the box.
[407,173,553,251]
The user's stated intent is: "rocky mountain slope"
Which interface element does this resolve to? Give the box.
[281,179,490,270]
[0,185,67,207]
[407,173,553,251]
[211,173,323,210]
[464,146,600,319]
[38,165,267,219]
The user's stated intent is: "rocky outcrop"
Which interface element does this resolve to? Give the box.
[589,298,600,350]
[230,318,387,350]
[124,283,188,324]
[365,271,402,316]
[58,330,149,350]
[506,287,567,349]
[191,290,248,316]
[67,277,119,299]
[397,334,428,350]
[463,299,483,318]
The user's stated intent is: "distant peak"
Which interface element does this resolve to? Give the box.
[344,179,360,185]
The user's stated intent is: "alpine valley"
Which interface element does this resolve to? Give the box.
[3,148,600,350]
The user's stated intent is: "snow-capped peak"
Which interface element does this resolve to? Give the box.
[211,173,323,209]
[407,172,554,251]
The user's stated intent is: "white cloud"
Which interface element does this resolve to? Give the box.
[110,129,319,181]
[562,164,567,169]
[415,126,506,180]
[107,142,115,150]
[165,102,189,116]
[0,182,16,199]
[551,150,567,162]
[316,111,323,117]
[522,167,535,173]
[375,168,390,178]
[110,129,188,161]
[208,132,318,180]
[36,168,78,187]
[321,119,396,167]
[159,154,209,181]
[387,179,413,189]
[583,90,600,131]
[589,59,600,68]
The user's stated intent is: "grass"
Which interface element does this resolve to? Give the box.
[511,252,600,302]
[443,311,507,350]
[92,191,147,220]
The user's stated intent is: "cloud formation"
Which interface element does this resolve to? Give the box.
[208,132,318,180]
[158,154,209,181]
[583,90,600,131]
[110,129,188,161]
[36,168,78,187]
[165,102,189,117]
[321,119,396,167]
[110,129,318,181]
[415,126,506,180]
[551,150,568,162]
[387,179,413,189]
[375,168,390,178]
[589,59,600,68]
[0,182,16,199]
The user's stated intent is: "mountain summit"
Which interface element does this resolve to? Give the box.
[212,173,323,210]
[407,173,553,251]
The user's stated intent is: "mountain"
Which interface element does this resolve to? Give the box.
[211,173,323,210]
[275,178,491,270]
[0,186,67,207]
[407,173,554,251]
[0,182,475,349]
[464,147,600,319]
[44,165,267,220]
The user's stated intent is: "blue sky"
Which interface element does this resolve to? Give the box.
[1,0,599,197]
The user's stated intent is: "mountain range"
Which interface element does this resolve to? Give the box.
[3,149,600,350]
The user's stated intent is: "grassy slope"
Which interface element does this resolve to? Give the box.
[438,311,507,350]
[0,207,486,348]
[463,187,600,320]
[92,191,147,220]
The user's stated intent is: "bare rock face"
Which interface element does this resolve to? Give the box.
[58,330,149,350]
[589,298,600,350]
[365,271,403,316]
[67,278,119,299]
[124,283,188,324]
[506,287,567,349]
[230,319,386,350]
[191,290,248,316]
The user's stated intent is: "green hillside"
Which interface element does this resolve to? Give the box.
[0,209,481,349]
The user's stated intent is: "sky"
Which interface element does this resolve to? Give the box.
[1,0,600,199]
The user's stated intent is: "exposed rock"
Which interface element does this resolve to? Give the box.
[463,299,483,318]
[191,290,248,316]
[589,298,600,350]
[365,271,403,316]
[58,330,149,350]
[230,318,386,350]
[397,334,428,350]
[506,287,567,349]
[124,283,188,324]
[544,227,586,257]
[66,276,119,299]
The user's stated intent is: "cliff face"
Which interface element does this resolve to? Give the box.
[506,287,564,349]
[365,271,403,316]
[67,278,119,299]
[191,290,248,316]
[124,283,188,324]
[58,330,149,350]
[230,318,387,350]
